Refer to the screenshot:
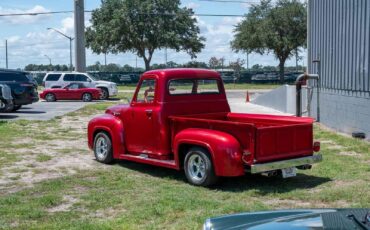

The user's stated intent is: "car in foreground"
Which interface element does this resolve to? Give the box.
[88,68,322,186]
[42,72,117,99]
[203,209,370,230]
[0,69,39,112]
[40,83,101,102]
[0,84,13,112]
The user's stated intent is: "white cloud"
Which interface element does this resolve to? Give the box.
[0,5,51,24]
[186,2,200,9]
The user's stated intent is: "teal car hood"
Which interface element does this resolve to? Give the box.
[204,209,370,230]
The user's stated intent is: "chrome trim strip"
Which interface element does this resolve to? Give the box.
[250,154,322,174]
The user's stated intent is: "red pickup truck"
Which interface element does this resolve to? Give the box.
[88,69,322,186]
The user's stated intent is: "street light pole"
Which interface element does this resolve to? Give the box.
[47,27,74,71]
[44,55,51,65]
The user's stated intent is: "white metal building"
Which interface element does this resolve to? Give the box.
[308,0,370,139]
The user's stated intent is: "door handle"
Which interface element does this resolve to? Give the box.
[145,109,153,118]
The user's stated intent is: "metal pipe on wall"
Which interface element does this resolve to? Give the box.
[296,73,320,119]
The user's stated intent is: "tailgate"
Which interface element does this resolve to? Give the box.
[255,123,313,163]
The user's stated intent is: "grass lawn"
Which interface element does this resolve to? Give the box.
[118,83,281,91]
[0,102,369,229]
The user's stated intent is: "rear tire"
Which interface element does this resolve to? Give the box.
[99,88,109,100]
[184,147,218,187]
[2,103,14,112]
[12,105,22,112]
[45,93,56,102]
[82,93,92,102]
[93,132,113,164]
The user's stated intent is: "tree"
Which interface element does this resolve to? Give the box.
[231,0,306,82]
[229,58,245,80]
[86,0,205,71]
[182,61,208,68]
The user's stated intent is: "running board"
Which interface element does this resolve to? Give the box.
[120,154,178,170]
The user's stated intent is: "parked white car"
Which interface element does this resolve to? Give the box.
[42,72,117,99]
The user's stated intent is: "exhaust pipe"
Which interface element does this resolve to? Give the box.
[261,171,278,177]
[297,164,312,170]
[295,73,320,120]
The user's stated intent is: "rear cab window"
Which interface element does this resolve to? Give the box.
[168,79,220,95]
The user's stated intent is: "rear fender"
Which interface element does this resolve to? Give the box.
[88,114,125,159]
[173,128,244,177]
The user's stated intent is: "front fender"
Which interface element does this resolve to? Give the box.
[173,128,244,177]
[87,114,125,159]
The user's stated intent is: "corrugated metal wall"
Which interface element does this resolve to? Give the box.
[308,0,370,93]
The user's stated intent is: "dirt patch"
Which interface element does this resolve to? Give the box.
[0,114,103,194]
[338,151,363,157]
[327,144,345,150]
[263,197,350,208]
[48,195,80,213]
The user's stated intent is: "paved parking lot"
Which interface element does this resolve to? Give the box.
[0,89,278,121]
[0,101,97,121]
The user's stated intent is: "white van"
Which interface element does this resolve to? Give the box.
[42,72,117,99]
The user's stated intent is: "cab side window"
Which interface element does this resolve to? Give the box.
[136,79,156,103]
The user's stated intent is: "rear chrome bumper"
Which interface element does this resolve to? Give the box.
[250,154,322,174]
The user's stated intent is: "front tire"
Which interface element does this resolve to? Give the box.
[93,132,113,164]
[99,88,109,100]
[82,93,92,102]
[12,105,22,112]
[184,147,218,187]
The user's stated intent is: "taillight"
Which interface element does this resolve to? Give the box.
[313,142,320,152]
[42,82,45,87]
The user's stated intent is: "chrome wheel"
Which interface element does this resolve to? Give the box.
[187,153,206,182]
[95,136,108,161]
[99,88,108,100]
[82,93,92,102]
[45,93,55,102]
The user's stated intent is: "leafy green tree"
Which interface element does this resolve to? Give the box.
[231,0,306,82]
[86,0,205,71]
[182,61,208,68]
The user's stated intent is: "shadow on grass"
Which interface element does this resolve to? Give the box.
[116,160,331,193]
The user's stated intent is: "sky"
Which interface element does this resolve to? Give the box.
[0,0,306,69]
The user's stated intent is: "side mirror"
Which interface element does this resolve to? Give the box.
[87,78,92,82]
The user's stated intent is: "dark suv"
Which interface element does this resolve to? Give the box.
[0,84,13,112]
[0,69,39,112]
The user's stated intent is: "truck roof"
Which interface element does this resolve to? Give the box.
[144,68,221,80]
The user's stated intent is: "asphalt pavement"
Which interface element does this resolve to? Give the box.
[0,89,281,121]
[0,101,97,121]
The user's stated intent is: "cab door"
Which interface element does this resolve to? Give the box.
[124,77,159,155]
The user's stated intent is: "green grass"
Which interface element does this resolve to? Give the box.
[0,103,369,229]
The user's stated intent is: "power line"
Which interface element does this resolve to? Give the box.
[199,0,258,3]
[0,10,244,17]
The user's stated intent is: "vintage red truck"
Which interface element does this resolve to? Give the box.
[87,68,322,186]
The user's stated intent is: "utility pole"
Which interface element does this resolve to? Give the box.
[165,48,168,68]
[74,0,86,72]
[246,52,249,71]
[5,40,8,69]
[104,53,107,67]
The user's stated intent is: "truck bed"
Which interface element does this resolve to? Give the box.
[169,112,315,164]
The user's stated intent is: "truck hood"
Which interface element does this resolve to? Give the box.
[204,209,370,230]
[94,80,115,85]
